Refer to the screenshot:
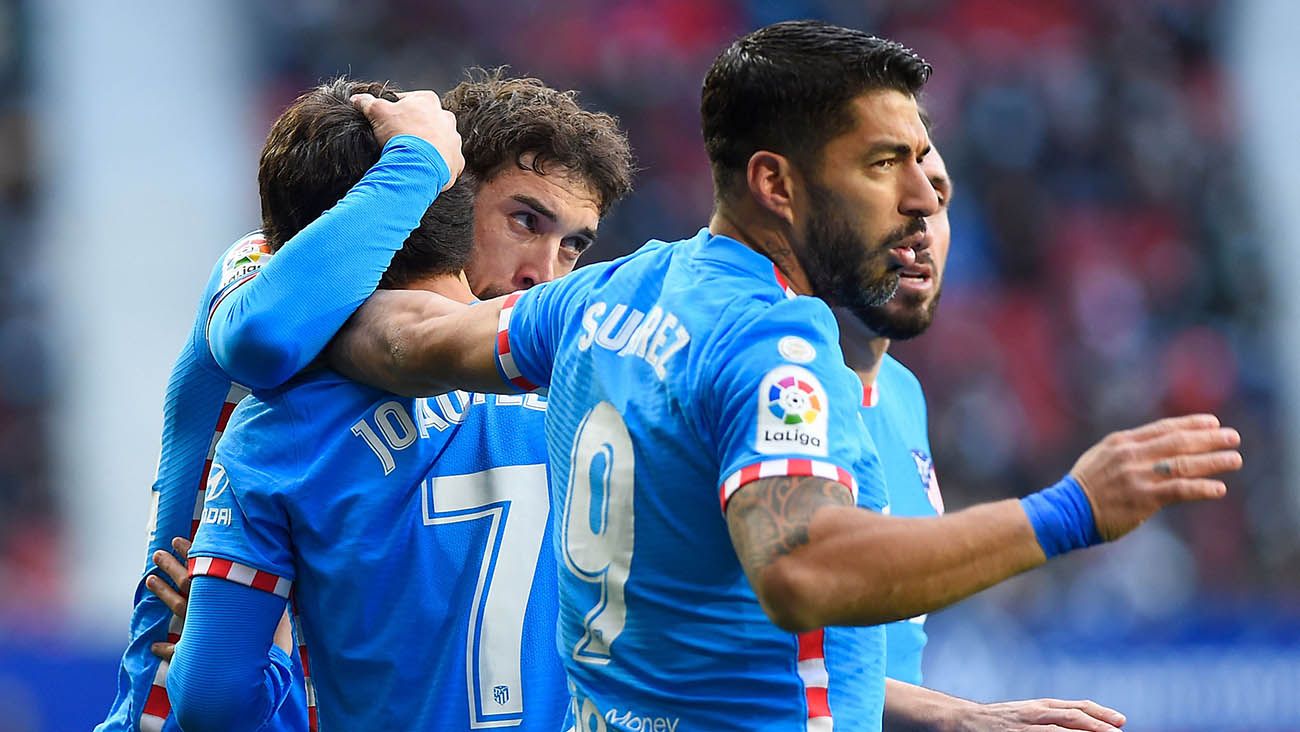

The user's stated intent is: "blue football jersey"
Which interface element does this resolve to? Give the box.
[188,372,568,730]
[859,354,943,687]
[495,229,893,732]
[97,233,308,732]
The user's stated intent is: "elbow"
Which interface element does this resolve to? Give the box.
[754,558,832,633]
[211,320,302,390]
[168,658,245,732]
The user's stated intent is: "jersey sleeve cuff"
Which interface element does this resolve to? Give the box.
[189,555,292,599]
[494,291,543,393]
[719,458,858,512]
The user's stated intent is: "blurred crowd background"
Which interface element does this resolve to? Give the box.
[1,0,1297,729]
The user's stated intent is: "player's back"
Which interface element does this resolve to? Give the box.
[504,229,892,731]
[860,354,942,686]
[191,370,566,730]
[96,233,307,732]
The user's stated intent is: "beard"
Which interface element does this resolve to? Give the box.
[855,278,942,340]
[796,181,926,321]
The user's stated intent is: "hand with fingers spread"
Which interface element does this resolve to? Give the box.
[146,536,295,660]
[954,698,1127,732]
[351,89,464,191]
[1069,413,1242,542]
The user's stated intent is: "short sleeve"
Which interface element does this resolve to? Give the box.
[188,456,296,598]
[494,278,585,392]
[704,297,868,512]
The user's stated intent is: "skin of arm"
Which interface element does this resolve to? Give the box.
[725,475,1044,632]
[883,679,1127,732]
[329,289,510,396]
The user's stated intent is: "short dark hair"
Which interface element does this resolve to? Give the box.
[701,20,932,195]
[378,175,475,289]
[442,68,634,216]
[257,77,474,284]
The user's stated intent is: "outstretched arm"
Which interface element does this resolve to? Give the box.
[329,290,513,396]
[727,415,1240,631]
[209,90,465,389]
[883,679,1126,732]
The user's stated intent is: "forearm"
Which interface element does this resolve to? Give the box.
[884,679,974,732]
[210,135,450,389]
[167,577,295,732]
[793,499,1044,627]
[329,290,510,396]
[729,476,1047,631]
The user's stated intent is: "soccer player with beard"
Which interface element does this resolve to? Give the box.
[842,149,1128,731]
[329,21,1242,731]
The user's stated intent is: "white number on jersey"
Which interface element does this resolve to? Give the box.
[422,464,550,728]
[561,401,635,664]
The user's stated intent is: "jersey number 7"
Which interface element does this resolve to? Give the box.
[423,464,550,728]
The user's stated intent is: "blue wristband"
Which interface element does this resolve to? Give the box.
[1020,476,1103,558]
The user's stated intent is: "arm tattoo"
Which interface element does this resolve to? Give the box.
[726,475,854,575]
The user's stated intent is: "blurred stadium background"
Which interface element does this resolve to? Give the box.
[0,0,1296,729]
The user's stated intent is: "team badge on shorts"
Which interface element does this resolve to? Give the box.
[756,365,829,456]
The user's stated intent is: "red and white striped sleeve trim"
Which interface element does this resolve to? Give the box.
[189,556,291,598]
[798,629,835,731]
[495,292,541,393]
[719,458,858,511]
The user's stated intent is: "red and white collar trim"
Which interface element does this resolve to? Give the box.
[862,382,879,408]
[772,265,798,300]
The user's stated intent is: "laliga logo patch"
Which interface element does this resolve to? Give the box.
[220,234,272,287]
[768,375,822,425]
[756,365,829,456]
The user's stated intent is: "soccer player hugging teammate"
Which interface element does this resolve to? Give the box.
[161,77,632,731]
[330,20,1243,732]
[95,80,465,732]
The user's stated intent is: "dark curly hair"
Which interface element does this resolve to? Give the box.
[443,68,634,216]
[257,77,474,284]
[702,20,932,196]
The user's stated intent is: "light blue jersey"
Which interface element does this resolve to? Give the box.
[188,372,568,730]
[860,354,943,687]
[96,233,308,732]
[494,229,892,732]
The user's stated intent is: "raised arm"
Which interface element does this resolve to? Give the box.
[209,89,465,389]
[726,414,1240,632]
[329,290,515,396]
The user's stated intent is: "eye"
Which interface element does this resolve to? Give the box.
[561,236,592,258]
[510,211,538,233]
[872,158,897,169]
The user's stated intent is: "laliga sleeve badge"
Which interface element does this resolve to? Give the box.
[777,335,816,364]
[220,233,272,288]
[755,365,829,456]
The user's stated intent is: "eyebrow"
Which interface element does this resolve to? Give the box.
[511,194,598,242]
[863,140,932,160]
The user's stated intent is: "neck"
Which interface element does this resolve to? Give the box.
[709,201,814,296]
[835,309,890,389]
[404,270,475,303]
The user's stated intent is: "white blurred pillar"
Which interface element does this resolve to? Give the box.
[1233,0,1300,527]
[35,1,257,636]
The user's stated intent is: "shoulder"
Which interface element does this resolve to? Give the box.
[880,354,924,400]
[205,231,273,313]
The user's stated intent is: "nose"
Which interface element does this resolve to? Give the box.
[900,160,940,219]
[512,242,559,290]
